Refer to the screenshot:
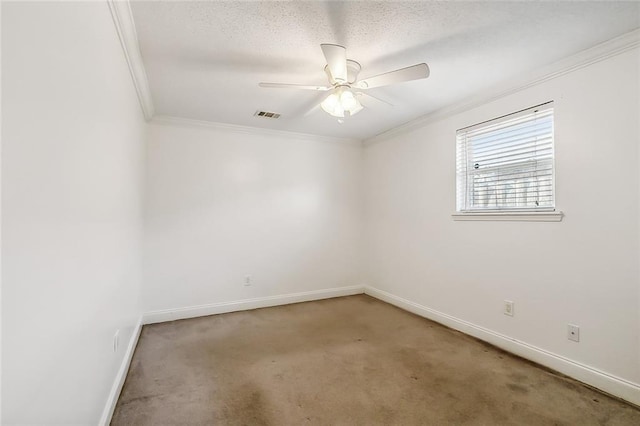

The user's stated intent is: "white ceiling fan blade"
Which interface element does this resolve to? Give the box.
[320,44,348,83]
[297,92,328,117]
[303,103,322,117]
[259,82,330,91]
[356,63,430,89]
[356,91,394,107]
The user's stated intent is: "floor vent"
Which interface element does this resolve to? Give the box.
[254,110,281,119]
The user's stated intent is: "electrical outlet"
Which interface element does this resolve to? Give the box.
[568,324,580,342]
[244,275,252,286]
[504,300,514,316]
[113,329,120,353]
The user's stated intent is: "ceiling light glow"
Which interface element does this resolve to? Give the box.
[321,87,363,118]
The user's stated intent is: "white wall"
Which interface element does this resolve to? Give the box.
[2,2,145,424]
[143,121,363,312]
[363,48,640,386]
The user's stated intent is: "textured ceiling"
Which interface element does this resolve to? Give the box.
[130,1,640,140]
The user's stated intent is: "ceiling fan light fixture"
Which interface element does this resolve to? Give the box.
[348,101,364,116]
[321,92,343,117]
[321,88,362,118]
[340,90,358,110]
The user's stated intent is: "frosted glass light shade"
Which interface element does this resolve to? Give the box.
[321,93,344,117]
[321,88,363,118]
[340,90,357,110]
[349,102,363,116]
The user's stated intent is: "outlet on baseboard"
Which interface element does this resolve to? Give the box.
[504,300,514,316]
[113,329,120,353]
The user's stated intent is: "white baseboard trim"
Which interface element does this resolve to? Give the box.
[364,286,640,407]
[99,316,143,426]
[142,285,365,325]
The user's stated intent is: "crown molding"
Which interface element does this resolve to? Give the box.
[151,115,363,146]
[108,0,154,120]
[365,28,640,146]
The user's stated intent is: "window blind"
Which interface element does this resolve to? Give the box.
[456,102,554,212]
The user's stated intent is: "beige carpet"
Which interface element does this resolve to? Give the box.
[112,295,640,425]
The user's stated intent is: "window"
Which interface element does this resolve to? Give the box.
[456,102,554,213]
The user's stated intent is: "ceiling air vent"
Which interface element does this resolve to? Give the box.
[254,110,281,119]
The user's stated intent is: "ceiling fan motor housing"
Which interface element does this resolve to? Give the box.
[325,59,362,85]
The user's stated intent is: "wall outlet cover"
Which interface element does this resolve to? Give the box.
[504,300,514,316]
[568,324,580,342]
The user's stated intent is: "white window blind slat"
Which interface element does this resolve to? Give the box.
[462,108,553,137]
[472,137,553,156]
[472,161,553,174]
[471,183,554,192]
[473,149,554,166]
[456,102,555,212]
[468,120,553,148]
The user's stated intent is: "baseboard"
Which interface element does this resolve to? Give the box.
[364,286,640,406]
[142,285,365,325]
[99,316,143,426]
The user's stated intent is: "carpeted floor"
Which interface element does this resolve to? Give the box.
[112,295,640,425]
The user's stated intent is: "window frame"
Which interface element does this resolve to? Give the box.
[453,102,563,222]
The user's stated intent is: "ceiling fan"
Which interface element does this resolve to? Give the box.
[259,44,430,121]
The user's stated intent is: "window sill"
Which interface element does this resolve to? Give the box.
[452,211,564,222]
